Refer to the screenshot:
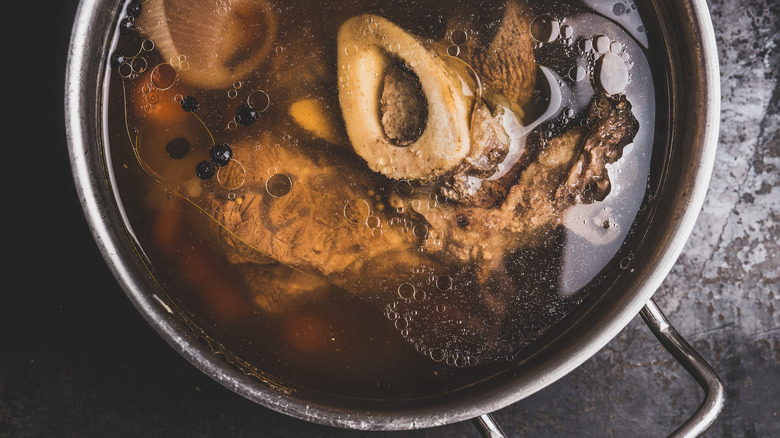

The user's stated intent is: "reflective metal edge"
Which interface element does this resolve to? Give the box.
[65,0,720,430]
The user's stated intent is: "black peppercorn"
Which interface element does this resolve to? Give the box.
[210,143,233,166]
[119,17,135,33]
[165,137,190,159]
[126,1,142,18]
[181,96,199,112]
[110,52,127,68]
[234,104,259,126]
[195,161,216,180]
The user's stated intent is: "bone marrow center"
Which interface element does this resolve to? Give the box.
[380,61,428,147]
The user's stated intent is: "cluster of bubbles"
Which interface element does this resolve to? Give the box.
[416,333,480,368]
[446,28,470,57]
[619,251,635,270]
[381,270,477,367]
[169,54,191,72]
[138,62,178,107]
[343,197,384,237]
[115,36,157,80]
[530,12,631,94]
[340,173,448,243]
[529,12,634,143]
[530,14,575,47]
[224,82,271,130]
[612,2,639,17]
[215,0,233,17]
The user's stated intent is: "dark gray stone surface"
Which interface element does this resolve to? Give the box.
[2,0,777,437]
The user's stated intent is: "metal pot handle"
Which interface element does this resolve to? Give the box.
[472,299,725,438]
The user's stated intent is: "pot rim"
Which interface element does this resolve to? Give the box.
[65,0,719,430]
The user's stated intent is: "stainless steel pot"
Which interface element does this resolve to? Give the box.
[65,0,724,436]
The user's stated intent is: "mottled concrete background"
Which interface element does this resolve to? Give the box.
[2,0,777,437]
[482,0,780,436]
[479,0,780,436]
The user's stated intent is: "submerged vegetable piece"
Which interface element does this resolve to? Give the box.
[240,263,333,314]
[289,98,340,144]
[136,0,278,89]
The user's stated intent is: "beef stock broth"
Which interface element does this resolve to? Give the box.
[104,0,662,399]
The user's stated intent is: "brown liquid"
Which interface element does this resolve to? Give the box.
[104,0,663,400]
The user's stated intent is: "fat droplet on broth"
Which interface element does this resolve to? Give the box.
[151,63,177,90]
[131,57,147,73]
[530,15,560,43]
[450,29,468,45]
[118,62,133,78]
[394,318,409,330]
[397,283,415,300]
[217,159,246,190]
[344,44,358,56]
[413,223,429,239]
[436,275,453,291]
[367,216,381,228]
[594,35,611,53]
[247,90,270,112]
[568,65,587,82]
[598,53,629,95]
[265,173,292,197]
[145,91,159,105]
[343,198,370,224]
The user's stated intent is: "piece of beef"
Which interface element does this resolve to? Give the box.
[453,0,536,113]
[208,132,435,302]
[396,93,638,283]
[556,94,638,205]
